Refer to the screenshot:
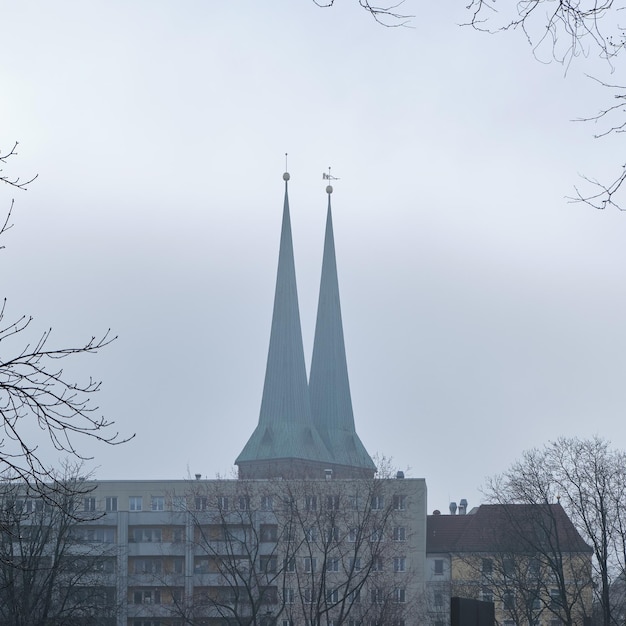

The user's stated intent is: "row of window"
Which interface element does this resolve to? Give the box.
[254,555,407,574]
[122,523,407,544]
[84,493,409,513]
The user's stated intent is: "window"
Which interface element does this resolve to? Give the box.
[105,496,117,512]
[371,495,384,510]
[350,557,362,571]
[170,495,185,511]
[172,527,184,543]
[393,495,406,510]
[371,589,384,604]
[259,556,277,573]
[71,527,115,543]
[372,557,384,571]
[325,527,339,542]
[327,558,340,572]
[529,594,541,611]
[504,591,516,611]
[434,591,444,607]
[260,524,278,542]
[327,495,340,510]
[348,528,358,542]
[132,528,162,543]
[349,495,360,510]
[481,558,492,575]
[284,588,296,604]
[133,590,161,604]
[304,557,317,572]
[172,588,184,603]
[503,558,515,577]
[434,559,444,575]
[393,557,406,572]
[261,496,273,511]
[481,588,493,603]
[129,496,142,511]
[218,496,229,510]
[306,527,318,542]
[550,588,560,609]
[393,526,406,541]
[132,558,162,574]
[284,557,296,572]
[304,588,313,604]
[173,558,184,574]
[327,588,339,603]
[370,528,383,542]
[194,496,207,511]
[282,621,293,626]
[348,589,361,604]
[305,496,317,511]
[84,497,97,512]
[395,588,406,603]
[237,495,250,511]
[151,496,165,511]
[528,558,540,579]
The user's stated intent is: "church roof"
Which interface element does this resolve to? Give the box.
[235,177,334,467]
[309,193,376,472]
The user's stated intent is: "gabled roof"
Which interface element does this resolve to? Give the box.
[427,504,592,555]
[308,195,376,473]
[235,179,334,468]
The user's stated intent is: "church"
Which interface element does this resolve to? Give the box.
[0,172,591,626]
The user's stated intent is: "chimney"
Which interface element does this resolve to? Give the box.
[459,498,468,515]
[195,474,202,480]
[325,469,333,480]
[449,501,457,515]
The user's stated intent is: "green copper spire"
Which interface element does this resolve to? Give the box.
[309,187,376,476]
[236,173,333,478]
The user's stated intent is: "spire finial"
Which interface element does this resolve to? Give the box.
[283,153,290,181]
[322,166,340,194]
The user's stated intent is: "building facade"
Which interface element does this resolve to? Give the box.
[425,504,593,626]
[58,476,427,626]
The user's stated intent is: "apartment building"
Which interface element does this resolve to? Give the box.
[58,475,426,626]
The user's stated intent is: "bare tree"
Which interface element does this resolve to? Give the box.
[0,465,119,625]
[464,1,626,210]
[0,141,131,496]
[484,436,626,626]
[170,472,420,626]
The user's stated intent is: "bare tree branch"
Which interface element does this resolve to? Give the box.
[0,140,133,497]
[463,2,626,210]
[313,0,413,27]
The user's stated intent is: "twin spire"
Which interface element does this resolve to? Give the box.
[235,172,376,480]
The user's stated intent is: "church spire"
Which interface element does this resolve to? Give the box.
[309,183,376,477]
[235,171,333,479]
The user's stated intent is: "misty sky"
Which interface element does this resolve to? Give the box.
[2,1,626,513]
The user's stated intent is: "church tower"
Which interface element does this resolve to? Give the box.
[235,171,375,480]
[235,172,334,479]
[308,183,376,478]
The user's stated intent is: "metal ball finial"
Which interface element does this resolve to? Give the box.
[283,172,290,181]
[326,184,333,194]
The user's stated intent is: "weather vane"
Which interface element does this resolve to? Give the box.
[322,166,339,182]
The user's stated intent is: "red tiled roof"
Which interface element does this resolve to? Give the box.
[427,504,592,554]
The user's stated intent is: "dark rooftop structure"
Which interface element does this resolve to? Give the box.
[427,503,592,555]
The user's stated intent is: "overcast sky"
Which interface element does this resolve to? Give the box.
[2,1,626,513]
